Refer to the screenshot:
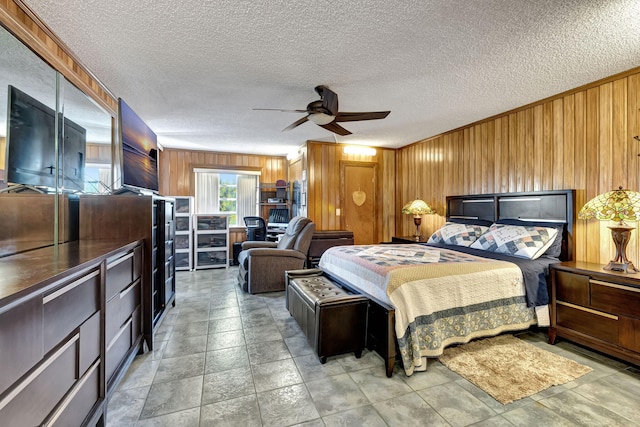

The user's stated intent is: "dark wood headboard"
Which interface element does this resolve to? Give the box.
[446,190,576,261]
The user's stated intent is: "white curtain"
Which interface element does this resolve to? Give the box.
[194,170,259,224]
[98,168,111,194]
[195,172,219,213]
[237,174,258,222]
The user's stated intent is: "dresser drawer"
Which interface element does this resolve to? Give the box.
[49,361,100,427]
[106,250,136,302]
[554,270,589,306]
[556,302,618,344]
[106,279,141,344]
[590,279,640,318]
[0,297,43,392]
[79,311,101,374]
[43,269,101,353]
[0,334,79,427]
[106,317,134,382]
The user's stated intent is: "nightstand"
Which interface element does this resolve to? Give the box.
[391,236,429,243]
[549,261,640,366]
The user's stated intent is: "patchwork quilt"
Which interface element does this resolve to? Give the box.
[319,244,536,375]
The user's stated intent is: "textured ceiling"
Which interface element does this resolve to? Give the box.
[21,0,640,156]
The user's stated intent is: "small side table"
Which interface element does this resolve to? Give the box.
[549,261,640,366]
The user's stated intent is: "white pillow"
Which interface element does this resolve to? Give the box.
[469,223,559,260]
[427,222,489,247]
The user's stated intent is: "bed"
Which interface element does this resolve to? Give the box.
[318,190,575,377]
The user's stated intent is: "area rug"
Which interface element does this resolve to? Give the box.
[438,334,592,404]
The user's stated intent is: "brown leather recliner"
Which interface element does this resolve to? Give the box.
[237,216,315,294]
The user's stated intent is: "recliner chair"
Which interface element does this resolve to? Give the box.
[238,216,315,294]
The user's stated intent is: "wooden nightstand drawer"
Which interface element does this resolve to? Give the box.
[620,315,640,352]
[556,302,618,344]
[590,280,640,318]
[555,270,589,306]
[550,261,640,367]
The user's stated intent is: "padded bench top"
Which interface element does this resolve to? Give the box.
[311,230,354,239]
[289,275,367,307]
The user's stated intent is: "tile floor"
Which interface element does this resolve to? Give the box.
[106,267,640,426]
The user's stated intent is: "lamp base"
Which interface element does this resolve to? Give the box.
[413,216,422,240]
[605,225,640,274]
[603,260,640,274]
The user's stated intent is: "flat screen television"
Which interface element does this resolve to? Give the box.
[118,98,159,193]
[5,85,86,192]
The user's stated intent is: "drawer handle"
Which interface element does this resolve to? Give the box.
[0,333,80,411]
[43,271,100,304]
[557,301,618,320]
[43,359,100,426]
[120,279,140,299]
[107,251,134,269]
[589,279,640,294]
[107,317,133,350]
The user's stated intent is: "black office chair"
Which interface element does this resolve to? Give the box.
[244,216,267,241]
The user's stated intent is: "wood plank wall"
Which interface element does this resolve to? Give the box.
[306,141,396,242]
[0,137,5,169]
[85,143,112,164]
[396,68,640,265]
[158,148,288,245]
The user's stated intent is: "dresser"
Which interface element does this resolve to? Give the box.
[549,261,640,366]
[0,240,143,426]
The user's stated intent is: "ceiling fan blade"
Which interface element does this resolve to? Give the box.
[316,85,339,116]
[254,108,308,113]
[283,115,309,132]
[334,111,390,122]
[319,121,352,136]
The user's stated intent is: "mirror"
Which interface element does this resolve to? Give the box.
[0,22,113,257]
[61,76,113,194]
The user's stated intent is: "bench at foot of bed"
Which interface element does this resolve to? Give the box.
[285,269,368,364]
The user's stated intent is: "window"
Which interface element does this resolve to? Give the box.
[218,173,237,224]
[195,169,258,226]
[84,163,111,194]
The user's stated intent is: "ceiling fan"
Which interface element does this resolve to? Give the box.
[254,85,390,136]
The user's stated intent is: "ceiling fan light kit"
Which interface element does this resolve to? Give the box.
[308,113,334,125]
[254,85,390,136]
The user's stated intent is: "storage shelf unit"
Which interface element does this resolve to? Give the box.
[79,194,176,352]
[258,181,291,219]
[194,214,229,269]
[173,196,193,271]
[155,198,176,330]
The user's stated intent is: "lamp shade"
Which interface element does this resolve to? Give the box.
[579,186,640,273]
[578,186,640,225]
[401,199,436,215]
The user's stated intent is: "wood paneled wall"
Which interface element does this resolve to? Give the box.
[0,137,5,170]
[158,148,288,246]
[306,141,396,242]
[396,68,640,265]
[159,148,287,196]
[85,143,112,164]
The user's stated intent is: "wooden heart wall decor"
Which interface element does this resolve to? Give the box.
[352,190,366,206]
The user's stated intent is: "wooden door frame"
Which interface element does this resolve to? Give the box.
[340,160,378,241]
